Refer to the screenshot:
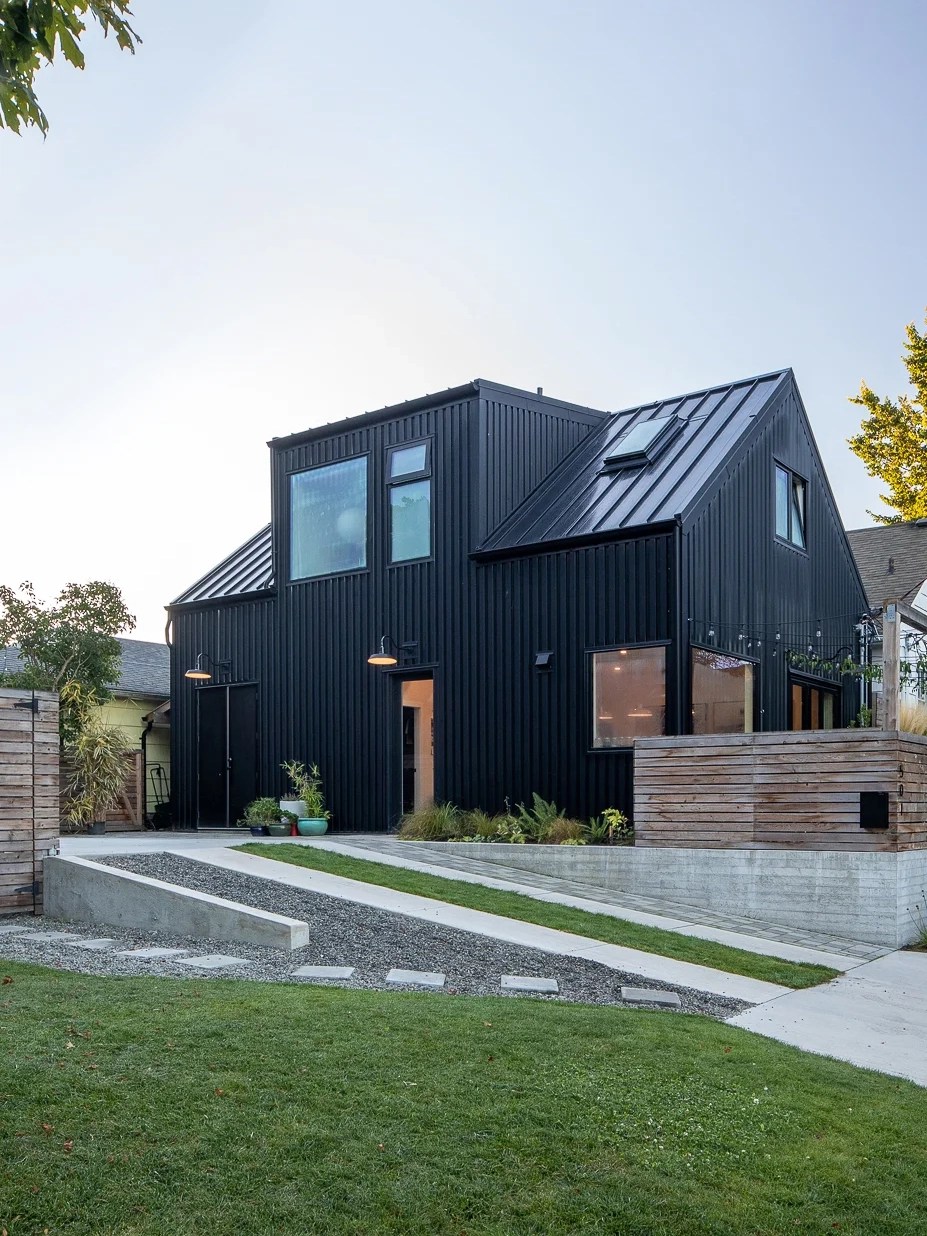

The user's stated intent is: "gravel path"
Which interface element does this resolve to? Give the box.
[0,852,752,1019]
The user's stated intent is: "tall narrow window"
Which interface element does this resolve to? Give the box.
[290,457,368,580]
[691,649,754,734]
[775,464,807,549]
[387,440,431,563]
[591,646,666,748]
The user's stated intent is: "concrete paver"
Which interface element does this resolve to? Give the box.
[386,968,445,987]
[622,987,682,1007]
[175,954,249,969]
[66,938,117,951]
[114,946,189,959]
[293,965,356,979]
[501,975,558,993]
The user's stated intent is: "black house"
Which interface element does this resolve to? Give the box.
[168,370,868,830]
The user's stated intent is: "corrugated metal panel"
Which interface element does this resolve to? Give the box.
[478,371,789,554]
[172,526,273,605]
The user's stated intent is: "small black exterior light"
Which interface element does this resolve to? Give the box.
[184,652,232,681]
[534,650,553,671]
[367,635,418,667]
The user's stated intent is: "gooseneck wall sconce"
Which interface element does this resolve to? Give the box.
[367,635,418,667]
[184,652,232,681]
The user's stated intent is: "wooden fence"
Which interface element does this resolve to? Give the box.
[0,688,59,915]
[634,729,927,851]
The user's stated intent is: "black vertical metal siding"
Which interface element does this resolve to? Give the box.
[171,389,614,829]
[683,381,867,729]
[169,596,276,825]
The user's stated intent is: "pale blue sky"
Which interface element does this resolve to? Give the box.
[1,1,925,640]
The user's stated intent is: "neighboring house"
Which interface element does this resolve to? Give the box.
[846,520,927,719]
[0,637,170,825]
[168,370,868,831]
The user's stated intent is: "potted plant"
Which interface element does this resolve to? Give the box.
[241,796,283,836]
[63,716,133,835]
[280,760,330,835]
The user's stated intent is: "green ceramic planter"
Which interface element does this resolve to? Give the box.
[296,818,329,836]
[267,823,290,837]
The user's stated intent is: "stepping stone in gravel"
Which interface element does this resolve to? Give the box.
[23,931,81,942]
[386,968,445,988]
[0,925,32,935]
[175,954,249,970]
[621,987,682,1007]
[292,965,356,980]
[501,975,559,994]
[114,946,190,959]
[66,939,117,951]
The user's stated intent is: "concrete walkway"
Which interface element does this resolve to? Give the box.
[728,951,927,1087]
[309,836,884,969]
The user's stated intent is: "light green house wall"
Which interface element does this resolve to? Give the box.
[98,697,171,815]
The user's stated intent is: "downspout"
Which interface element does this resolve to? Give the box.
[673,516,687,735]
[140,716,154,828]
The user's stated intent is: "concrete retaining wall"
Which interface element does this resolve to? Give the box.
[43,856,312,949]
[410,843,927,947]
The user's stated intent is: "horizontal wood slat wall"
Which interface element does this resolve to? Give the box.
[0,689,59,915]
[634,730,927,851]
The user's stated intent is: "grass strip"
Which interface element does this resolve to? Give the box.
[1,961,924,1236]
[239,842,839,988]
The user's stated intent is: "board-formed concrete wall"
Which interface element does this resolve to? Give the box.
[409,842,927,947]
[0,688,59,915]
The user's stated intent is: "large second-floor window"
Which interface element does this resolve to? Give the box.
[290,457,368,580]
[388,440,432,563]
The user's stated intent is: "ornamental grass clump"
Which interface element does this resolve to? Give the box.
[397,801,462,840]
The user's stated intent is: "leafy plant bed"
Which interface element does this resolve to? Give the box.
[239,844,840,990]
[397,796,633,845]
[2,961,926,1236]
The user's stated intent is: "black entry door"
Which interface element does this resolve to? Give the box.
[197,685,258,826]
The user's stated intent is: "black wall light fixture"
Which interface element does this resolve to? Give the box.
[184,652,232,681]
[367,635,418,667]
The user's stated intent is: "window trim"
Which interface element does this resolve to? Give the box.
[586,640,670,754]
[774,461,808,553]
[386,437,433,565]
[287,453,371,583]
[387,440,431,483]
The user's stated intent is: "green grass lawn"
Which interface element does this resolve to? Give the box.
[1,961,925,1236]
[240,843,838,990]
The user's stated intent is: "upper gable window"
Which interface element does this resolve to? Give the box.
[387,441,432,563]
[290,457,368,580]
[775,464,806,549]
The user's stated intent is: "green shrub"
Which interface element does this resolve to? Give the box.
[398,802,461,840]
[542,817,586,845]
[512,792,564,840]
[243,797,283,825]
[586,806,634,845]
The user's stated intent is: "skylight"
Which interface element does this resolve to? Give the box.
[603,414,681,469]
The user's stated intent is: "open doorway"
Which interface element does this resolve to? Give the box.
[401,678,434,815]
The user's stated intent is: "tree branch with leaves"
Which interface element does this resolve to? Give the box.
[848,312,927,524]
[0,1,140,134]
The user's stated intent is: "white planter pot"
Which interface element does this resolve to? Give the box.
[280,798,308,818]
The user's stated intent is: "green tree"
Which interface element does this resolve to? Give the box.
[848,312,927,524]
[0,1,140,135]
[0,579,135,738]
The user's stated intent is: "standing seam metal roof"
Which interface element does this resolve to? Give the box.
[477,372,790,553]
[171,525,273,605]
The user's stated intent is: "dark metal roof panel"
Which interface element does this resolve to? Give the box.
[172,525,274,605]
[478,372,789,554]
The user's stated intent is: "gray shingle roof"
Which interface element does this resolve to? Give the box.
[172,525,273,605]
[0,638,169,699]
[478,371,790,554]
[846,521,927,609]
